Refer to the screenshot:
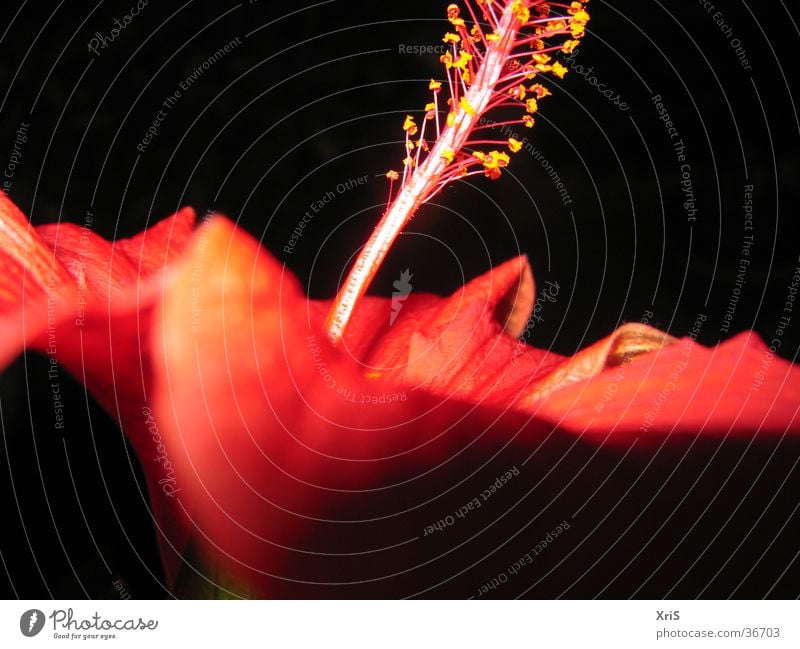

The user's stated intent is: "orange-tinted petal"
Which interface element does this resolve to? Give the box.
[0,193,196,584]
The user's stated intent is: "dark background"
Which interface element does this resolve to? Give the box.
[0,0,798,598]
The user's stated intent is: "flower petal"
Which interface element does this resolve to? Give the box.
[149,221,800,596]
[536,331,800,437]
[0,193,76,365]
[0,193,196,585]
[4,193,799,598]
[326,255,799,438]
[333,255,564,406]
[151,217,560,595]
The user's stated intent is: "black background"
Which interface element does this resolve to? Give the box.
[0,0,798,598]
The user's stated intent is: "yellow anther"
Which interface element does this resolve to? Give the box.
[508,138,523,153]
[562,39,580,54]
[514,84,527,99]
[481,151,510,175]
[478,150,504,177]
[570,7,590,39]
[454,50,473,71]
[459,96,476,116]
[529,83,551,98]
[511,1,530,24]
[447,2,463,26]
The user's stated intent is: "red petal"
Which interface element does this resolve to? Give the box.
[152,218,561,594]
[4,193,799,596]
[323,255,799,439]
[536,331,800,438]
[0,193,76,365]
[0,193,196,584]
[148,222,800,596]
[35,207,195,299]
[326,255,566,405]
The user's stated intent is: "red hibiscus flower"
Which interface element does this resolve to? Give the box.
[2,190,798,597]
[3,0,799,600]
